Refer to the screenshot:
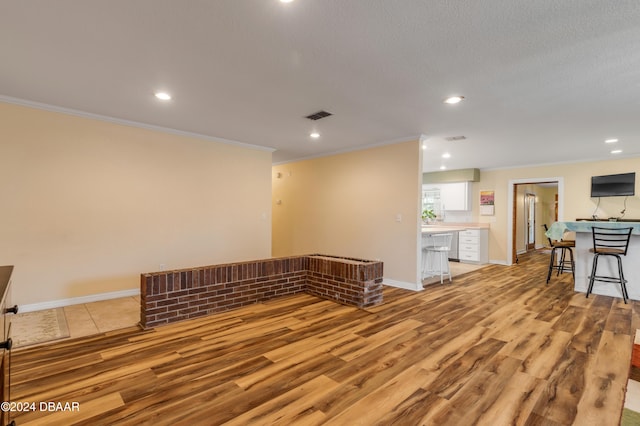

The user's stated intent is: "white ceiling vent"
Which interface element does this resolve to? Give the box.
[444,135,467,141]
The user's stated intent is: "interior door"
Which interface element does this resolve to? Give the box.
[525,193,536,251]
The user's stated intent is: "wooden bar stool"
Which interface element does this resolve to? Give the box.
[543,224,575,284]
[586,226,633,303]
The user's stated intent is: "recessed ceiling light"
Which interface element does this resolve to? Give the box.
[440,165,447,170]
[442,153,451,159]
[422,144,427,150]
[154,92,171,101]
[605,138,618,143]
[310,132,320,139]
[280,0,294,3]
[444,96,464,104]
[611,149,622,154]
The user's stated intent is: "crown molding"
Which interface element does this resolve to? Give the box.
[0,95,276,153]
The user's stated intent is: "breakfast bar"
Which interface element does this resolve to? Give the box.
[546,221,640,301]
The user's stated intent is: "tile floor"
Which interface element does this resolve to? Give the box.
[23,296,142,344]
[422,260,486,286]
[63,295,141,338]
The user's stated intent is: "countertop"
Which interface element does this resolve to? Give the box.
[422,223,489,233]
[546,221,640,240]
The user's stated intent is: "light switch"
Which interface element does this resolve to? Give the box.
[396,213,402,222]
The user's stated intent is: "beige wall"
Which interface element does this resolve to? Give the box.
[476,157,640,263]
[272,140,422,288]
[0,102,273,307]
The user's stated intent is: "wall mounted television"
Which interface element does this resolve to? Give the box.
[590,172,636,197]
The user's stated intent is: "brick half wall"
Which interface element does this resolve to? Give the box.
[140,254,383,328]
[306,255,384,308]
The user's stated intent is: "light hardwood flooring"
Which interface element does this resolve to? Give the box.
[10,252,639,425]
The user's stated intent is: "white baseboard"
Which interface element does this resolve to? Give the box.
[490,259,509,266]
[382,278,422,291]
[18,288,140,313]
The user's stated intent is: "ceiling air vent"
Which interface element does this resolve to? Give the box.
[444,135,467,141]
[305,110,332,121]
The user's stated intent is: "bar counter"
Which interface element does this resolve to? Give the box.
[546,222,640,301]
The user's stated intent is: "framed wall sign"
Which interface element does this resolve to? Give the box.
[480,190,495,216]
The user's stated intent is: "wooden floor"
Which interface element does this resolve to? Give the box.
[10,252,640,425]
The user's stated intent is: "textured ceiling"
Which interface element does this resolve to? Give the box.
[1,1,639,172]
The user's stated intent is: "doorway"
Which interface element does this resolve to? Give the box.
[508,178,563,265]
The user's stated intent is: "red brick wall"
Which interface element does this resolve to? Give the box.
[306,255,384,308]
[140,255,383,328]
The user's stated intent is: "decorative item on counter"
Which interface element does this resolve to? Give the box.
[422,209,436,223]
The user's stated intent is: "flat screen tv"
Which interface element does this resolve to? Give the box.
[590,172,636,197]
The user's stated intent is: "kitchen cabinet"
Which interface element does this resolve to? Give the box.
[458,229,489,264]
[423,182,471,211]
[440,182,470,211]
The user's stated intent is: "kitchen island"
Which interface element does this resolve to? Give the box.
[546,221,640,301]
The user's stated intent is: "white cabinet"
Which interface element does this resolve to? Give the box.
[438,182,470,211]
[458,229,488,264]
